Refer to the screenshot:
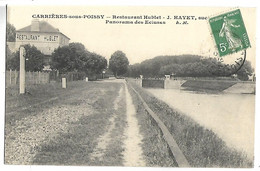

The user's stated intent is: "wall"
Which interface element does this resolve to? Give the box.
[142,79,164,88]
[164,80,186,89]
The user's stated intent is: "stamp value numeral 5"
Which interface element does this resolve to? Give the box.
[219,43,227,52]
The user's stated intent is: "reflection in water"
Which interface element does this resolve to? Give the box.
[146,88,255,160]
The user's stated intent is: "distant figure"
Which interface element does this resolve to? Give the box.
[219,16,242,51]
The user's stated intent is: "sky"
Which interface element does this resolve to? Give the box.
[7,6,256,67]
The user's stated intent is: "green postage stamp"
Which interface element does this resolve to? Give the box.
[209,9,251,57]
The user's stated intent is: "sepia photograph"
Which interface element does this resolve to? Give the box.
[2,4,258,169]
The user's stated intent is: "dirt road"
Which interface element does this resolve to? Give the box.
[4,80,148,166]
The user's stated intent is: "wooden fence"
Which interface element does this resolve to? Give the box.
[6,70,86,87]
[6,70,50,86]
[49,71,86,82]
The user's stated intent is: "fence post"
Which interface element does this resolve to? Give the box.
[9,69,12,85]
[28,71,30,85]
[32,71,35,84]
[48,72,50,83]
[36,71,39,84]
[14,70,17,85]
[38,71,41,84]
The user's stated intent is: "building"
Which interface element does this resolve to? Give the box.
[7,19,70,66]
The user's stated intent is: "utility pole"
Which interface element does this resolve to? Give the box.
[19,46,26,94]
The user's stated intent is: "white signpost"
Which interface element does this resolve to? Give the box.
[19,46,26,94]
[62,77,67,88]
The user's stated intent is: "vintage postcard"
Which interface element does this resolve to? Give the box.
[4,5,256,168]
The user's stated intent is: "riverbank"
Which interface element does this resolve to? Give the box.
[181,80,236,92]
[138,78,255,94]
[128,80,253,168]
[181,80,255,94]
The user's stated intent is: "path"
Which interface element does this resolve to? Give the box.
[89,87,123,160]
[89,80,146,166]
[123,82,146,166]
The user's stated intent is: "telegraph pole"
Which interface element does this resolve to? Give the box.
[19,46,25,94]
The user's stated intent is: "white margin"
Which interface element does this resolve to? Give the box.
[0,0,259,171]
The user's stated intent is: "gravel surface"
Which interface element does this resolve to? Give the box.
[4,87,101,165]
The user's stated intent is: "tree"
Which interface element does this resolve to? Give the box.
[50,45,74,72]
[51,43,87,72]
[7,22,16,42]
[51,42,107,76]
[236,60,254,81]
[6,44,45,71]
[6,46,14,61]
[69,42,88,70]
[109,51,129,77]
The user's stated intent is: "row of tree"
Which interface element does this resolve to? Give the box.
[6,43,130,78]
[126,55,253,81]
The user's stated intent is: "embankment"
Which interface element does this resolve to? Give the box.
[181,80,236,91]
[181,80,255,94]
[223,82,256,94]
[134,78,255,94]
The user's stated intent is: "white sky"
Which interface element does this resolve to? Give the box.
[7,6,256,67]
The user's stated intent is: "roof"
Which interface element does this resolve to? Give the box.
[17,21,70,40]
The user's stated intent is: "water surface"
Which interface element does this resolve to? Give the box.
[146,88,255,160]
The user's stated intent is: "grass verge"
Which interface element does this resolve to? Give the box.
[5,81,125,165]
[5,81,103,125]
[128,80,252,168]
[127,84,178,167]
[5,81,91,112]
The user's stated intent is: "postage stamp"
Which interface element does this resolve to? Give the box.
[209,9,251,57]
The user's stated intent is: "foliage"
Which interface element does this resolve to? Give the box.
[6,22,16,42]
[51,45,79,72]
[109,51,129,77]
[236,61,254,81]
[6,46,14,61]
[84,53,107,75]
[51,42,107,75]
[6,44,45,71]
[127,55,253,81]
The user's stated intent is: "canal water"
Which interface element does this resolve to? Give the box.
[146,88,255,160]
